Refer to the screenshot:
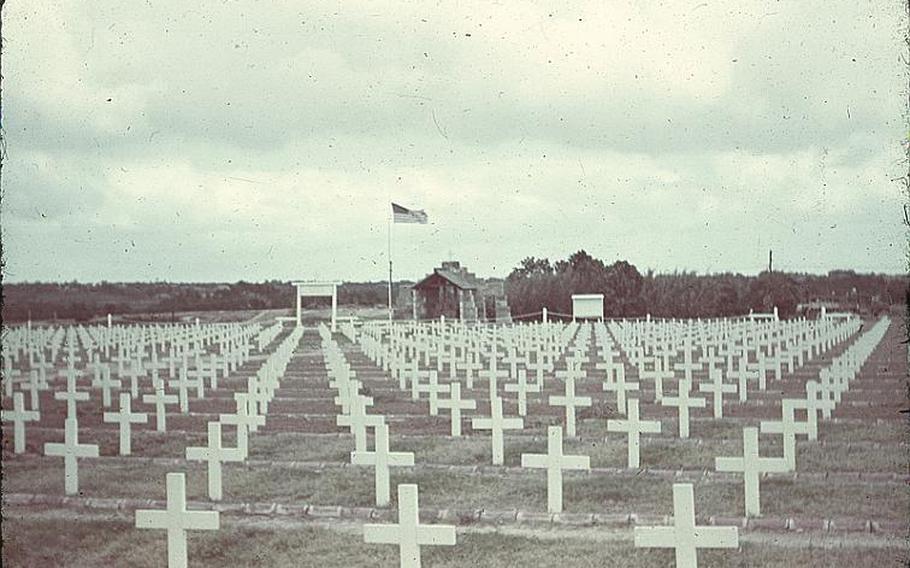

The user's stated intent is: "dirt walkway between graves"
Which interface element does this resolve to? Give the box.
[5,505,903,551]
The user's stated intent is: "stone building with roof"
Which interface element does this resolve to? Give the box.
[406,261,511,323]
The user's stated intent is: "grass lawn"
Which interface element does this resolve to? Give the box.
[2,512,907,568]
[3,454,906,521]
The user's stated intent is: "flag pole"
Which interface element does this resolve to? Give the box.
[388,204,393,324]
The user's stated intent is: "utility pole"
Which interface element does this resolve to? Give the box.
[768,249,773,273]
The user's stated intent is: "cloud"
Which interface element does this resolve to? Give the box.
[1,0,906,282]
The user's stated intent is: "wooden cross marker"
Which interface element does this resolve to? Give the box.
[93,364,121,408]
[660,378,706,439]
[1,392,40,453]
[142,384,179,432]
[168,366,193,413]
[641,358,673,402]
[803,380,834,441]
[126,358,146,399]
[44,417,99,495]
[25,370,41,411]
[504,369,540,416]
[673,344,702,382]
[817,369,840,415]
[607,398,661,469]
[55,370,90,419]
[337,394,384,452]
[352,423,415,507]
[697,366,737,419]
[437,382,476,437]
[549,372,591,438]
[759,399,809,471]
[715,427,789,517]
[363,483,456,568]
[219,393,263,458]
[416,370,450,416]
[456,354,483,390]
[408,361,431,401]
[602,364,639,416]
[186,422,244,501]
[478,355,509,402]
[502,348,525,380]
[728,356,755,403]
[634,483,739,567]
[699,346,724,374]
[135,472,220,568]
[521,426,590,513]
[525,352,552,388]
[103,393,148,455]
[471,396,523,465]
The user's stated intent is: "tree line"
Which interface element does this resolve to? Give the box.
[1,253,904,323]
[505,250,906,319]
[1,280,401,322]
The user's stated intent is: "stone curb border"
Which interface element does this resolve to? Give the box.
[5,493,905,536]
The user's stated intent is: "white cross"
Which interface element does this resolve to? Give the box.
[478,355,509,402]
[549,372,591,438]
[456,354,483,390]
[602,364,639,416]
[408,361,431,401]
[634,483,739,567]
[607,398,661,469]
[219,393,263,458]
[103,393,147,455]
[525,352,552,387]
[1,391,40,453]
[126,358,147,398]
[471,396,523,465]
[504,369,540,416]
[673,346,702,383]
[168,366,193,413]
[804,380,834,441]
[44,417,99,495]
[91,363,121,408]
[135,472,220,568]
[759,399,809,471]
[54,370,90,419]
[352,423,415,507]
[186,421,244,501]
[142,384,179,432]
[416,370,450,416]
[337,394,384,452]
[502,348,525,380]
[727,356,755,403]
[715,427,789,517]
[520,426,590,513]
[436,382,476,437]
[697,366,737,419]
[363,484,456,568]
[660,378,706,439]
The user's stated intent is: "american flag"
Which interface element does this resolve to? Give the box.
[392,202,428,224]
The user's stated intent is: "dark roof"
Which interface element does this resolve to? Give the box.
[413,269,478,291]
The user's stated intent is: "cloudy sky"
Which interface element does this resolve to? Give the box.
[2,1,907,283]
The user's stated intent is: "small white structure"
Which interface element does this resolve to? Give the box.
[571,294,604,321]
[292,280,342,332]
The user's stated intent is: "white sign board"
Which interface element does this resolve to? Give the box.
[572,294,604,320]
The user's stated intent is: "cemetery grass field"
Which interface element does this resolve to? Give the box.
[2,310,908,566]
[3,510,908,568]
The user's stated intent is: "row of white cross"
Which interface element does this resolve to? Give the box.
[133,325,303,568]
[331,315,887,567]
